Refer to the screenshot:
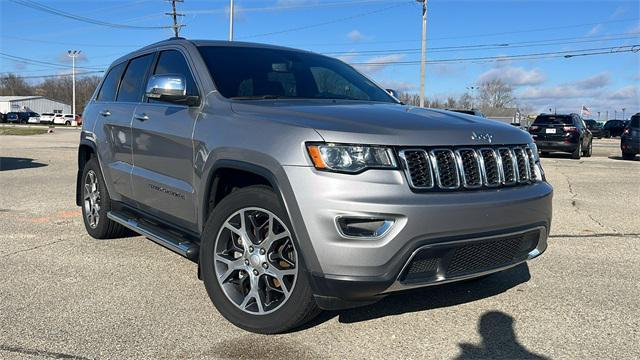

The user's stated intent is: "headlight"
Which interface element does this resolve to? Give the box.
[306,143,397,173]
[528,142,545,181]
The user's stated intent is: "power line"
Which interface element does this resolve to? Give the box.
[0,71,104,79]
[350,45,640,66]
[326,34,640,57]
[239,2,411,39]
[0,53,107,71]
[184,0,408,14]
[9,0,171,29]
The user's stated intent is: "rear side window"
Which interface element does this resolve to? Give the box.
[152,50,198,98]
[533,115,573,125]
[630,116,639,128]
[117,54,154,103]
[97,62,126,102]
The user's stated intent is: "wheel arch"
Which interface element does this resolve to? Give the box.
[76,140,97,206]
[200,159,322,275]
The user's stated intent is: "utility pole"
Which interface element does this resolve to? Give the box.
[67,50,80,117]
[229,0,234,41]
[166,0,185,37]
[417,0,427,107]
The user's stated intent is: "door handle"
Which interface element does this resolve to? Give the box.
[134,113,149,121]
[99,110,111,117]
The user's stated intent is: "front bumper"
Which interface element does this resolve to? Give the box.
[283,166,553,302]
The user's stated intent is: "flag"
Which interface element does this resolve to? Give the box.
[581,105,592,117]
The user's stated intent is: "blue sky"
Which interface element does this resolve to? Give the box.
[1,0,638,118]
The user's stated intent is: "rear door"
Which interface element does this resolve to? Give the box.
[95,54,155,202]
[130,49,201,231]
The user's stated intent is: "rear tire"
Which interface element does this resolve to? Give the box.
[622,152,636,160]
[571,143,582,159]
[81,157,132,239]
[200,186,320,334]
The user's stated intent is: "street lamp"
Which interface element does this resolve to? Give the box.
[417,0,427,107]
[466,86,478,108]
[622,108,626,120]
[229,0,234,41]
[67,50,81,118]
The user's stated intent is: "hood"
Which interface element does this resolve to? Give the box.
[231,101,532,146]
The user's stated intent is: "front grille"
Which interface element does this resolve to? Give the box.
[399,145,539,191]
[446,237,524,276]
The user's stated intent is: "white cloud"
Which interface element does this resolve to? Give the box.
[378,80,417,92]
[477,66,545,87]
[570,72,611,89]
[347,30,367,42]
[586,24,603,36]
[607,85,638,100]
[354,54,404,74]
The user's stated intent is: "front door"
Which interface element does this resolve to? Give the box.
[130,49,201,231]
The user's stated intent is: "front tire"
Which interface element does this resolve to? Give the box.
[200,186,320,334]
[81,157,131,239]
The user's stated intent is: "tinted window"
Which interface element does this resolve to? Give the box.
[198,46,396,103]
[152,50,198,99]
[630,116,639,128]
[97,62,126,102]
[117,54,154,103]
[533,115,573,125]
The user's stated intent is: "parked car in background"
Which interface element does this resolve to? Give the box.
[584,119,604,138]
[447,109,487,118]
[621,114,639,160]
[5,112,20,123]
[26,112,41,124]
[0,112,5,123]
[528,113,593,159]
[603,120,628,138]
[52,113,65,125]
[40,113,56,125]
[63,114,76,125]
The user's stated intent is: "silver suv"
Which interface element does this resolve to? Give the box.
[77,38,553,334]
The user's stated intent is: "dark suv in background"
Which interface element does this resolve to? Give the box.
[528,113,593,159]
[584,119,604,139]
[621,114,639,160]
[603,120,628,138]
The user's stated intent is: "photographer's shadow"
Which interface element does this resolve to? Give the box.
[331,263,531,324]
[456,311,550,360]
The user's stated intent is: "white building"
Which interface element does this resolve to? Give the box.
[0,96,71,114]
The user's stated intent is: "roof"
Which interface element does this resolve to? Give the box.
[0,96,44,102]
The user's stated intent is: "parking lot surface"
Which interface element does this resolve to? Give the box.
[1,129,639,359]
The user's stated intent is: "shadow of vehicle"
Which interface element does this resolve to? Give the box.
[0,157,47,171]
[301,262,532,329]
[609,155,639,161]
[455,311,550,360]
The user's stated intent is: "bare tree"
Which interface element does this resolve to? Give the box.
[457,93,474,109]
[0,74,32,96]
[478,79,514,109]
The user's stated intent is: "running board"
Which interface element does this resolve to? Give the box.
[107,211,199,260]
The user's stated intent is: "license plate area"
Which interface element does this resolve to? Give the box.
[545,128,556,134]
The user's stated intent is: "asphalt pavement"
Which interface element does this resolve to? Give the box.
[1,128,638,359]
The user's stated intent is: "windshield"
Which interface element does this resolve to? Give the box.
[533,115,573,125]
[198,46,397,103]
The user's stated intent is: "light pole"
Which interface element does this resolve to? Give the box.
[417,0,427,107]
[466,85,478,109]
[597,111,601,121]
[229,0,234,41]
[614,110,617,120]
[67,50,81,117]
[622,108,626,120]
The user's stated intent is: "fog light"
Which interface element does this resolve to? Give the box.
[336,217,394,239]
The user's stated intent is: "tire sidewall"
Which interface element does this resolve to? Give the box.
[200,186,316,334]
[81,157,112,238]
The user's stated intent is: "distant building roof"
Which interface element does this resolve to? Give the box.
[0,96,44,102]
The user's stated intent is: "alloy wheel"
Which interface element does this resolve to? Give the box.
[83,170,101,228]
[214,207,298,315]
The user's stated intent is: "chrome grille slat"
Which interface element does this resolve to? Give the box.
[399,145,538,191]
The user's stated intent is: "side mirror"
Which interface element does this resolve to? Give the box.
[386,89,399,98]
[145,74,199,106]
